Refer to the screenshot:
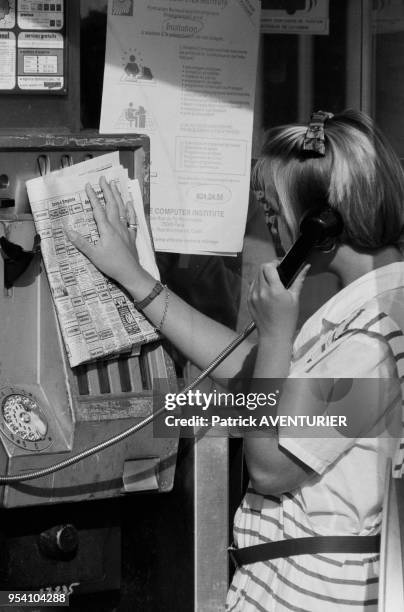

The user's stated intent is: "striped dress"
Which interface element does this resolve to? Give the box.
[226,263,404,611]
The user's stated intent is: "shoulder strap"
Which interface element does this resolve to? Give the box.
[330,304,404,478]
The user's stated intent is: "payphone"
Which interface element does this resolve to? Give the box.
[0,3,187,602]
[0,133,179,509]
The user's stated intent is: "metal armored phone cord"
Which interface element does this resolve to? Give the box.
[0,321,256,483]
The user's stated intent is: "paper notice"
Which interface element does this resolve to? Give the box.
[17,0,64,30]
[18,31,64,90]
[100,0,260,255]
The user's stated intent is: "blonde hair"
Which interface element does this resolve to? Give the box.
[252,109,404,251]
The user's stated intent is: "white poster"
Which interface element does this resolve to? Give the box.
[261,0,329,35]
[100,0,260,255]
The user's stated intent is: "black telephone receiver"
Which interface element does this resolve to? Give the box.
[276,206,344,288]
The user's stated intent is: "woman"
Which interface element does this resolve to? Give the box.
[67,109,404,610]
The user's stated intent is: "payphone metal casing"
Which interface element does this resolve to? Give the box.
[0,133,178,508]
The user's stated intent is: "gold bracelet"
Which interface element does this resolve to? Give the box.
[156,287,170,332]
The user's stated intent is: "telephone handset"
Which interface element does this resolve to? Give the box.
[277,206,344,288]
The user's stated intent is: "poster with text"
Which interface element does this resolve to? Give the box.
[100,0,260,255]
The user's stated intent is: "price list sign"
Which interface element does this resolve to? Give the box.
[0,0,66,93]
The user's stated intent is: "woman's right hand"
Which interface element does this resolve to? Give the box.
[248,261,310,342]
[66,176,143,288]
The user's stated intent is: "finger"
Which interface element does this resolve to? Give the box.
[289,264,311,297]
[99,176,121,225]
[261,262,284,291]
[66,228,92,257]
[126,203,138,235]
[110,179,128,223]
[125,189,138,220]
[85,182,109,234]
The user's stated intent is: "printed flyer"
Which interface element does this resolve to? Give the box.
[100,0,260,255]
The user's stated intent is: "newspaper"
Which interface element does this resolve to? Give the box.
[26,153,160,368]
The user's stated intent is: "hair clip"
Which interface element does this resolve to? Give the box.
[302,111,334,157]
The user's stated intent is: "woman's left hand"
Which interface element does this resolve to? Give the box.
[248,262,310,341]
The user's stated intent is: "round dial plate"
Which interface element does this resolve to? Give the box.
[0,387,52,451]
